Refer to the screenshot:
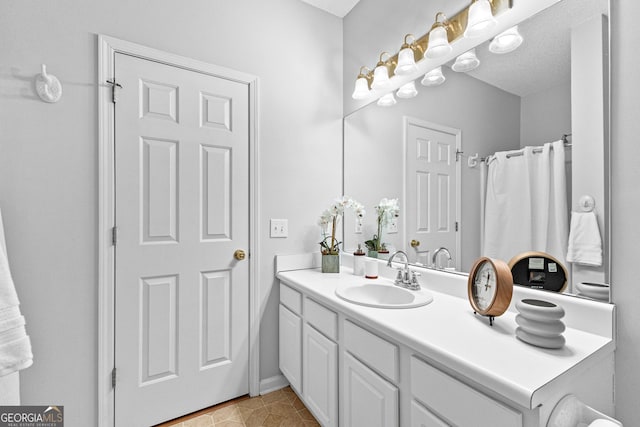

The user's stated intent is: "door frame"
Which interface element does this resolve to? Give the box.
[97,35,261,427]
[402,116,461,270]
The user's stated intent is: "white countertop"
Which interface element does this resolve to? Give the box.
[276,267,615,410]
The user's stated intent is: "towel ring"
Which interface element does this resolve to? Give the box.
[579,195,595,212]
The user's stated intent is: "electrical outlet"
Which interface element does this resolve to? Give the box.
[270,219,288,238]
[355,219,363,234]
[387,218,398,233]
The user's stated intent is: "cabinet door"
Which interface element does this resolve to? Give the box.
[279,304,302,392]
[303,324,338,427]
[342,352,398,427]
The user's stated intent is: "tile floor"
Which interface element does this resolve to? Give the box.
[156,387,320,427]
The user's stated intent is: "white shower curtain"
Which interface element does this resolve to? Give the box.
[483,140,569,266]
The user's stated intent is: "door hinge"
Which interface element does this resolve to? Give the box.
[455,221,459,232]
[455,149,464,162]
[106,79,123,104]
[111,226,118,246]
[111,367,116,388]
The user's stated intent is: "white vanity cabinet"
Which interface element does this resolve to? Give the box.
[276,264,616,427]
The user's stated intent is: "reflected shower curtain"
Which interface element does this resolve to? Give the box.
[483,140,569,266]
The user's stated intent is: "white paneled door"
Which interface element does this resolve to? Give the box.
[113,53,250,426]
[405,119,459,268]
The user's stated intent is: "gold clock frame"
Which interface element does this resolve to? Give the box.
[467,257,514,324]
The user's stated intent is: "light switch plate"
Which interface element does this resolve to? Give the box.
[270,219,288,238]
[387,218,398,233]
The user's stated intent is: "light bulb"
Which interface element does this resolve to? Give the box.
[465,0,497,38]
[377,92,397,107]
[352,76,370,100]
[396,47,418,76]
[372,64,390,90]
[489,26,523,54]
[425,25,451,59]
[397,81,418,98]
[421,67,446,87]
[452,49,480,72]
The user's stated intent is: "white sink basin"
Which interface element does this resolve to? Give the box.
[335,281,434,309]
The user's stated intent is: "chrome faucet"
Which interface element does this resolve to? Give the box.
[387,250,420,290]
[432,247,452,270]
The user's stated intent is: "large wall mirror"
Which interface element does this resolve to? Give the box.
[343,0,610,300]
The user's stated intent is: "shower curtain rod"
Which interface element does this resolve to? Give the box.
[485,134,572,163]
[465,134,572,168]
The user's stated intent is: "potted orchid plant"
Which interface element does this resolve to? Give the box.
[364,198,400,258]
[319,196,365,273]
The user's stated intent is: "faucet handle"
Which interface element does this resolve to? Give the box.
[405,270,420,291]
[395,268,404,283]
[410,271,422,289]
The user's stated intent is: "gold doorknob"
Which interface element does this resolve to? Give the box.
[410,239,420,248]
[234,249,246,261]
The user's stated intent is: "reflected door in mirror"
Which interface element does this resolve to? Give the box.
[405,119,460,268]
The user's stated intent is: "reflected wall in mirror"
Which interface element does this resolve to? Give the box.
[343,0,610,299]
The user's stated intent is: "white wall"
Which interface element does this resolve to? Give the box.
[520,82,571,147]
[610,2,640,425]
[0,0,343,424]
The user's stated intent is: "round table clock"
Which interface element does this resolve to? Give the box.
[468,257,514,325]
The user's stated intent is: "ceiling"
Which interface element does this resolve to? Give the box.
[467,0,609,97]
[299,0,361,18]
[301,0,608,98]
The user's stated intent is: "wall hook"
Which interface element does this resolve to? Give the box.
[468,153,479,168]
[35,64,62,103]
[579,195,595,212]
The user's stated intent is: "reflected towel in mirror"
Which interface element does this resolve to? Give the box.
[566,211,603,266]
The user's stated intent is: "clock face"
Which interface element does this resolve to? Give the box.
[468,256,514,320]
[472,260,497,311]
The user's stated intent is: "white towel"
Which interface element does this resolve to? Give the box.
[566,211,603,267]
[0,210,33,376]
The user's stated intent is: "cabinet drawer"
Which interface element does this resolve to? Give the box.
[410,356,522,427]
[344,320,399,383]
[305,298,338,341]
[280,282,302,314]
[411,400,448,427]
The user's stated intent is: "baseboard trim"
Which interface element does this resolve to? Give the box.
[259,374,289,395]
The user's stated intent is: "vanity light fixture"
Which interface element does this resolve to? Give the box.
[489,25,523,54]
[452,49,480,72]
[352,66,372,100]
[377,92,397,107]
[371,52,395,90]
[425,13,452,59]
[464,0,497,38]
[350,0,511,103]
[397,81,418,98]
[421,66,446,86]
[396,34,423,75]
